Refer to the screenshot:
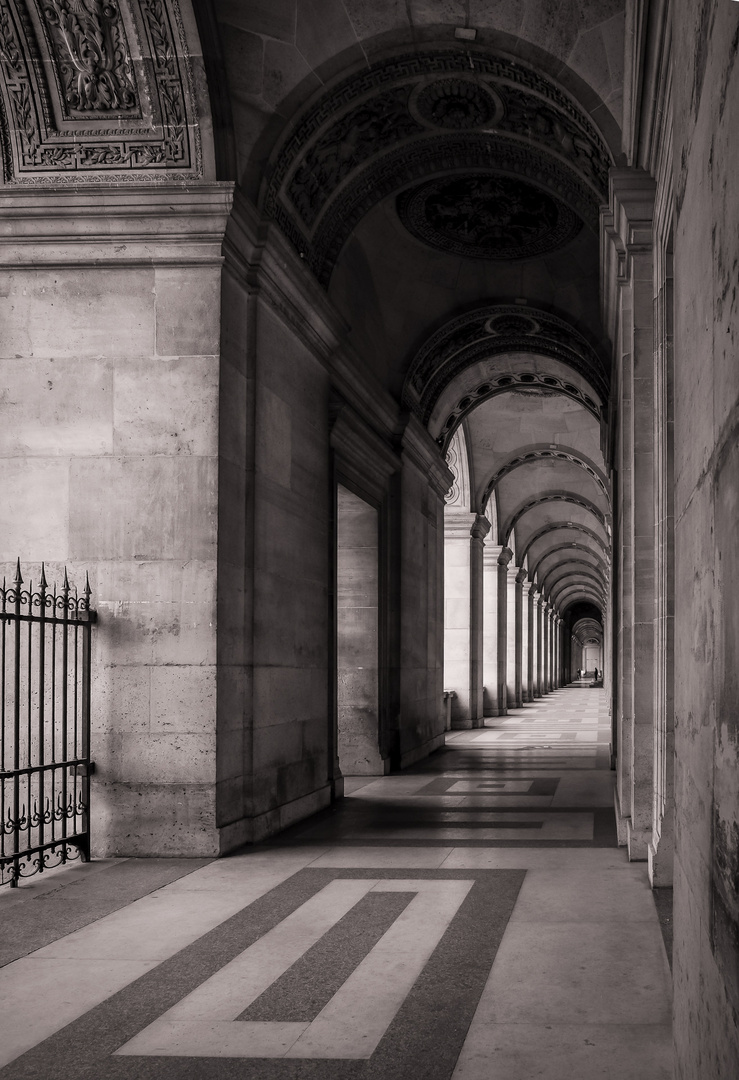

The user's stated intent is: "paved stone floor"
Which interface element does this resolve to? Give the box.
[0,686,673,1079]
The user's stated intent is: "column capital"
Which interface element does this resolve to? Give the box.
[516,569,529,586]
[497,546,513,567]
[444,508,477,540]
[470,513,491,541]
[522,580,532,597]
[506,563,520,584]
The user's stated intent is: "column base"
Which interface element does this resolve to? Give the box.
[613,786,630,846]
[648,834,674,887]
[626,822,650,861]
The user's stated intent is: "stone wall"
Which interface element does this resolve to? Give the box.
[672,1,739,1074]
[0,186,233,857]
[336,486,382,775]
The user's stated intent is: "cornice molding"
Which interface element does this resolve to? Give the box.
[0,182,233,265]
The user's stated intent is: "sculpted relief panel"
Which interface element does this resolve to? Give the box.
[0,0,201,180]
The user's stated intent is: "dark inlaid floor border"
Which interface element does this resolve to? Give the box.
[0,868,525,1080]
[0,859,212,969]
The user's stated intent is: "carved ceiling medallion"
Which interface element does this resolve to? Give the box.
[397,173,582,260]
[412,78,498,129]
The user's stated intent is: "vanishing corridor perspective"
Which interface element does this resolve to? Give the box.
[0,0,738,1077]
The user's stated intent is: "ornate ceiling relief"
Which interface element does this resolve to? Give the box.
[396,173,582,260]
[401,303,609,441]
[0,0,201,181]
[263,50,612,287]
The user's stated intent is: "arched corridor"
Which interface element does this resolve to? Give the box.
[0,0,738,1075]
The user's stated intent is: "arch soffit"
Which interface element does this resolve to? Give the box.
[557,584,604,608]
[501,491,609,547]
[541,562,606,596]
[262,48,614,289]
[521,522,610,566]
[0,0,212,185]
[404,305,609,436]
[572,616,604,637]
[532,543,607,582]
[550,572,606,604]
[481,444,609,510]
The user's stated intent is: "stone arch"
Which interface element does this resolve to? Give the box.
[261,47,614,288]
[501,491,609,545]
[403,303,608,437]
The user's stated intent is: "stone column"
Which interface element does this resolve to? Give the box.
[536,595,545,696]
[483,544,503,715]
[469,514,491,726]
[497,548,513,715]
[549,609,556,691]
[444,508,477,727]
[531,590,540,697]
[523,580,533,703]
[514,569,526,707]
[506,564,518,708]
[543,602,551,692]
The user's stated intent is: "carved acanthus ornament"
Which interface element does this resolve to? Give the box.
[43,0,136,113]
[0,0,200,180]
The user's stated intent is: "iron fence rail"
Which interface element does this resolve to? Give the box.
[1,561,95,887]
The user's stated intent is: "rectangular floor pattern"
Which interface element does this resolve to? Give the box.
[0,687,673,1080]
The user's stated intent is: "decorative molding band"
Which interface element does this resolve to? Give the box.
[0,182,233,264]
[0,0,202,182]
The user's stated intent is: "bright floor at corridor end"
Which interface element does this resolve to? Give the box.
[0,686,672,1080]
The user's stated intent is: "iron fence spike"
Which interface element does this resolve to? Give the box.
[14,558,22,586]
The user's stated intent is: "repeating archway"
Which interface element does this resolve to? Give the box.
[482,446,609,508]
[520,522,610,566]
[502,492,609,546]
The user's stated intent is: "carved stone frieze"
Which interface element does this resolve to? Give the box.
[263,48,612,287]
[0,0,201,181]
[402,303,609,433]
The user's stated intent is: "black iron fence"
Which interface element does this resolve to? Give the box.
[1,561,95,887]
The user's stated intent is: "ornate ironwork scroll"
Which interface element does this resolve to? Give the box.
[0,561,95,887]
